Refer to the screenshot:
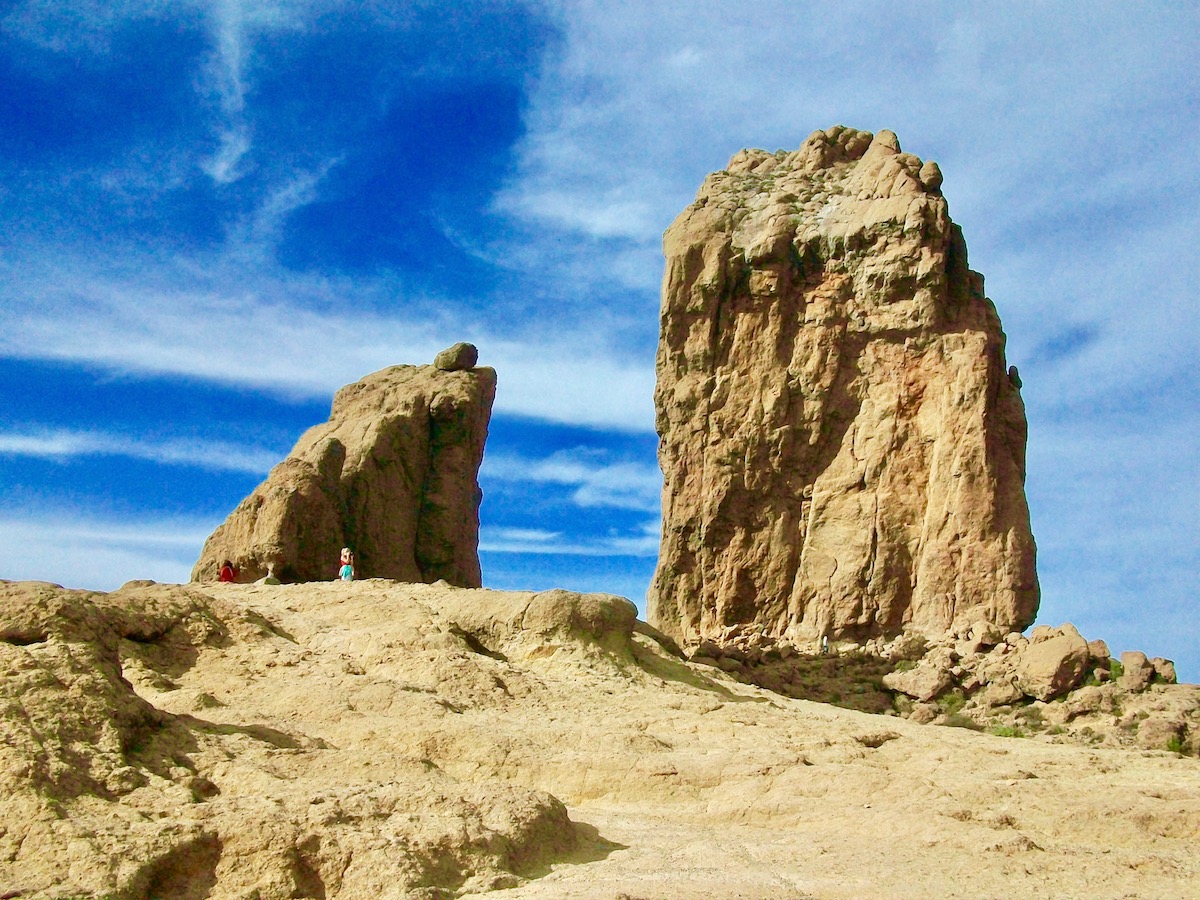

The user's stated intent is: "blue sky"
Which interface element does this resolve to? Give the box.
[1,2,1196,680]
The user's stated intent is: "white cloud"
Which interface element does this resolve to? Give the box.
[0,240,655,430]
[480,519,659,557]
[228,159,343,259]
[0,428,282,474]
[501,1,1199,402]
[483,449,661,512]
[0,0,187,54]
[202,127,253,185]
[197,0,315,183]
[0,513,211,590]
[485,527,562,544]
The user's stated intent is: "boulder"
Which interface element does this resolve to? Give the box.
[884,632,929,662]
[1120,651,1155,692]
[1151,657,1178,684]
[979,678,1024,708]
[970,620,1004,648]
[193,353,496,586]
[648,125,1038,647]
[1015,625,1089,701]
[1087,639,1111,663]
[1059,685,1117,721]
[434,587,639,659]
[1136,717,1183,751]
[883,663,952,702]
[434,341,480,372]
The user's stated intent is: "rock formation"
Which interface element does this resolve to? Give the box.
[192,346,495,585]
[674,614,1194,747]
[649,125,1037,647]
[2,577,1197,899]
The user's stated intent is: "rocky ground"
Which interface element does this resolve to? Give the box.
[691,622,1200,754]
[2,578,1199,899]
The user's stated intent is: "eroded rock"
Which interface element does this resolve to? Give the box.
[649,125,1037,647]
[193,350,495,585]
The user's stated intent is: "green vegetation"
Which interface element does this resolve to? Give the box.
[987,724,1021,738]
[1166,736,1185,754]
[937,690,966,716]
[941,712,981,730]
[1108,659,1124,679]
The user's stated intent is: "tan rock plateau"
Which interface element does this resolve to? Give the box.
[3,578,1199,899]
[192,348,495,586]
[649,126,1037,647]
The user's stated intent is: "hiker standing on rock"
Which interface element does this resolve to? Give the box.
[339,548,355,582]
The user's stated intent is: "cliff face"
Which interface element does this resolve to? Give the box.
[648,126,1037,646]
[193,350,495,585]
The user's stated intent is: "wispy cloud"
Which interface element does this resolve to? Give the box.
[228,158,342,260]
[197,0,311,184]
[0,427,282,474]
[500,2,1198,402]
[0,513,212,590]
[483,448,661,512]
[0,243,655,430]
[480,520,659,557]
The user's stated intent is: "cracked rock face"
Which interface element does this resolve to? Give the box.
[193,355,495,586]
[648,125,1037,646]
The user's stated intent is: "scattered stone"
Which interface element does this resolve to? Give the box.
[1028,625,1057,644]
[885,632,929,662]
[1137,717,1183,751]
[1087,639,1111,662]
[1059,685,1115,721]
[855,731,901,749]
[980,679,1024,708]
[910,703,941,725]
[970,621,1003,648]
[883,663,953,702]
[1015,625,1089,701]
[1120,651,1155,693]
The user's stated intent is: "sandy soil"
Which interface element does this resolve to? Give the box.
[2,578,1198,899]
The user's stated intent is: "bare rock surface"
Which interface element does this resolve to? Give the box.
[4,578,1200,899]
[193,350,495,586]
[649,126,1037,647]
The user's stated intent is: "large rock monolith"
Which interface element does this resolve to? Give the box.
[193,347,495,585]
[648,126,1038,646]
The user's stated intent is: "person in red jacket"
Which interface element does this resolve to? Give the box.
[218,560,237,582]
